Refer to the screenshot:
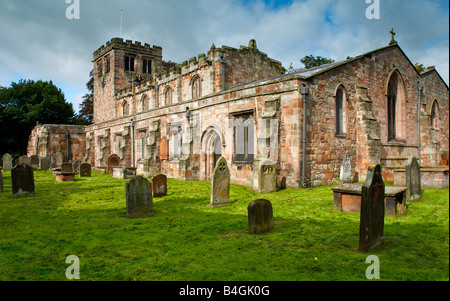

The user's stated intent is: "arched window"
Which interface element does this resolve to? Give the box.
[164,87,172,106]
[335,85,347,135]
[141,94,149,112]
[386,70,406,142]
[431,100,440,142]
[122,101,129,116]
[191,75,201,99]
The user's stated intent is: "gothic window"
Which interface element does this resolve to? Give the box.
[97,61,103,78]
[125,56,135,72]
[431,100,440,142]
[387,70,406,142]
[105,55,110,73]
[191,75,201,99]
[164,87,173,106]
[335,85,347,136]
[231,113,255,163]
[170,125,182,160]
[142,59,152,74]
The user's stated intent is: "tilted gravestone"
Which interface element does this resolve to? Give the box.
[152,174,167,197]
[209,156,230,208]
[2,153,14,171]
[248,199,274,234]
[11,164,35,198]
[359,164,385,252]
[340,151,352,183]
[256,158,277,193]
[72,160,81,173]
[405,156,421,202]
[0,171,3,193]
[79,163,92,177]
[40,157,50,170]
[126,175,154,218]
[30,155,40,170]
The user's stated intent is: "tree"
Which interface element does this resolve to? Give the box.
[162,60,177,71]
[0,79,76,156]
[75,70,94,125]
[300,55,335,69]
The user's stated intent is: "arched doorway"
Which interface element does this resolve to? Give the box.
[201,127,223,180]
[107,154,120,174]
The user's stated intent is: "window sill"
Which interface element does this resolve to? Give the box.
[335,134,347,139]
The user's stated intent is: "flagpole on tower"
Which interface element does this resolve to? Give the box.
[120,9,123,38]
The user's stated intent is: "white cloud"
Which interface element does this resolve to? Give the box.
[0,0,448,115]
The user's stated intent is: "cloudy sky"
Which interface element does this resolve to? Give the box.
[0,0,448,114]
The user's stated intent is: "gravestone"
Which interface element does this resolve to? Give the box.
[79,163,92,177]
[61,163,73,173]
[248,199,274,234]
[405,156,421,202]
[55,152,64,167]
[11,164,35,198]
[30,155,40,170]
[256,158,277,193]
[17,155,30,166]
[152,174,167,197]
[40,157,50,170]
[72,160,81,173]
[126,175,154,218]
[2,153,13,171]
[359,164,385,252]
[209,156,230,208]
[0,171,3,193]
[340,151,352,183]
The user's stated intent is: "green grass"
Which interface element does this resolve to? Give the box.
[0,170,448,281]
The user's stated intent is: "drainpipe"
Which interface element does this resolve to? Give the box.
[131,119,135,168]
[300,84,309,188]
[66,131,70,162]
[418,82,423,166]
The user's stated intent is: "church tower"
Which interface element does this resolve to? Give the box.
[92,38,163,123]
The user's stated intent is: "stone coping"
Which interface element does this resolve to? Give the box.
[331,183,407,196]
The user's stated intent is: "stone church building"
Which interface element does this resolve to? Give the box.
[27,34,449,189]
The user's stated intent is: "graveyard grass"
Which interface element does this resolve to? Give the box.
[0,171,448,281]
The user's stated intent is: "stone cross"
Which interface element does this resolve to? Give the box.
[11,164,35,198]
[152,174,167,197]
[248,199,274,234]
[389,28,396,45]
[126,175,154,218]
[209,156,230,207]
[359,164,385,252]
[405,156,421,202]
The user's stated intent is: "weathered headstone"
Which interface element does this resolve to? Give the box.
[0,171,3,193]
[248,199,274,234]
[107,154,120,174]
[40,157,50,170]
[209,156,230,208]
[61,163,73,173]
[405,156,421,202]
[17,155,30,166]
[79,163,92,177]
[72,160,81,173]
[126,175,154,218]
[359,164,385,252]
[256,158,277,193]
[340,151,352,183]
[152,174,167,197]
[55,152,64,167]
[11,164,35,198]
[2,153,13,171]
[30,155,40,170]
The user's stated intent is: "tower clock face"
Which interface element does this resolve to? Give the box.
[101,76,106,88]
